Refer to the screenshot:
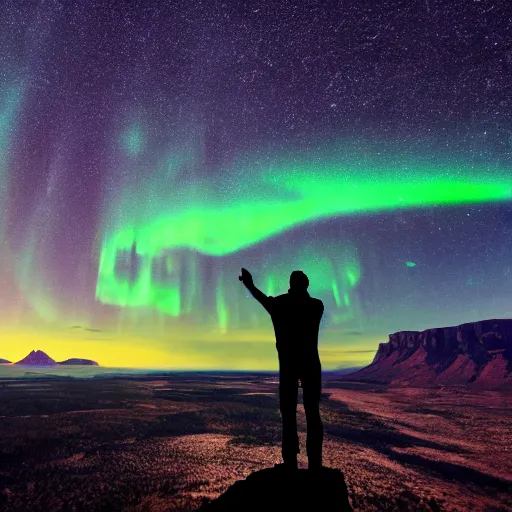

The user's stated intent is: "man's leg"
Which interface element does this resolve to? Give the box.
[301,367,323,469]
[279,366,299,467]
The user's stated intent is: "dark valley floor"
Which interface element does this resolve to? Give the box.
[0,374,511,511]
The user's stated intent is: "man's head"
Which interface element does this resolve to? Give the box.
[289,270,309,291]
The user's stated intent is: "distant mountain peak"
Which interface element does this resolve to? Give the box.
[10,350,99,366]
[15,350,57,366]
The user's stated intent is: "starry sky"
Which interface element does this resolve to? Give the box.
[0,0,511,369]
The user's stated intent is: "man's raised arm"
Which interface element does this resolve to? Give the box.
[238,268,274,314]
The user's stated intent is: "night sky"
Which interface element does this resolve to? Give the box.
[0,0,511,369]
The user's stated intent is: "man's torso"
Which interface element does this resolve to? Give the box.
[270,293,323,366]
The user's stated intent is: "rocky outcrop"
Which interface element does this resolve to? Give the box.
[197,466,352,512]
[57,358,99,366]
[15,350,56,366]
[349,319,512,387]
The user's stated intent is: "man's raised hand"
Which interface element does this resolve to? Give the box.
[239,268,253,287]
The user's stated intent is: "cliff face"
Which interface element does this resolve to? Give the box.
[350,319,512,387]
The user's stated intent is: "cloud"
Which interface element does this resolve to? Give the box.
[68,325,102,333]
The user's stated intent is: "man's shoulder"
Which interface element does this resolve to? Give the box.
[311,297,324,309]
[278,294,323,306]
[273,293,323,308]
[271,293,294,306]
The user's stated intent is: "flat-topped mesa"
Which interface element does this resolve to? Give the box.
[351,319,512,387]
[373,331,421,364]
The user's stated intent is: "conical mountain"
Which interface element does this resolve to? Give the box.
[15,350,56,366]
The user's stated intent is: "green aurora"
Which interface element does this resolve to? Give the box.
[95,141,511,325]
[0,83,24,238]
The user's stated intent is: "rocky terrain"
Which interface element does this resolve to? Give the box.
[349,319,512,386]
[0,374,510,511]
[198,466,352,511]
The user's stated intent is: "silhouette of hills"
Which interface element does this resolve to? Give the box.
[15,350,56,366]
[0,358,11,364]
[348,319,512,386]
[13,350,99,366]
[197,466,353,512]
[57,358,98,366]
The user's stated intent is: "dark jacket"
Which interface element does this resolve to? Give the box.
[248,285,324,368]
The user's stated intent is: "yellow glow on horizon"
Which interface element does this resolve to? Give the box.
[0,326,377,370]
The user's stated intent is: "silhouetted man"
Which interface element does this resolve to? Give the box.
[239,268,324,470]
